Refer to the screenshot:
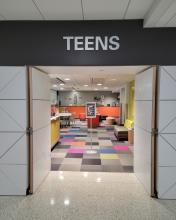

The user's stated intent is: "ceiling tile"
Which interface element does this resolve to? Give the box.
[0,14,5,20]
[125,0,154,19]
[156,1,176,27]
[0,0,43,20]
[38,66,147,91]
[166,15,176,27]
[144,0,174,27]
[34,0,83,20]
[82,0,129,20]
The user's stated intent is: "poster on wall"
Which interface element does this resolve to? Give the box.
[86,102,96,118]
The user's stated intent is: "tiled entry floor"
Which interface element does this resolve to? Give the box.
[51,124,133,172]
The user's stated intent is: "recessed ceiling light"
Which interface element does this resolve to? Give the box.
[97,83,102,86]
[84,84,88,87]
[64,78,70,81]
[60,83,64,86]
[52,84,57,88]
[104,87,108,89]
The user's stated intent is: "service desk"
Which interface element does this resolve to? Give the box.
[60,106,120,118]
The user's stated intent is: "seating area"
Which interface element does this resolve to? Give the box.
[114,119,134,141]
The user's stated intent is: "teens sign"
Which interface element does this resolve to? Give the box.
[62,36,120,51]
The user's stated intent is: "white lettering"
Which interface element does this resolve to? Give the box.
[109,36,120,50]
[63,36,74,50]
[95,36,108,50]
[62,35,120,51]
[85,36,94,50]
[75,36,84,50]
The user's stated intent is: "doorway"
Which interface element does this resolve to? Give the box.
[28,65,157,197]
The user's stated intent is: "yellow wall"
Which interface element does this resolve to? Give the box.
[51,119,60,148]
[128,81,135,121]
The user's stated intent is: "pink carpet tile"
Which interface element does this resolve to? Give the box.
[113,146,129,151]
[68,148,85,154]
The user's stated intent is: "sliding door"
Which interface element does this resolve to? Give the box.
[134,67,157,196]
[28,67,51,193]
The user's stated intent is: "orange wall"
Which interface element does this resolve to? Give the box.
[97,107,120,117]
[60,106,120,118]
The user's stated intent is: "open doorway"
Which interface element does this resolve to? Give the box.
[27,65,157,196]
[0,65,157,196]
[37,66,148,173]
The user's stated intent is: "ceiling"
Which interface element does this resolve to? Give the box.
[0,0,176,27]
[38,66,147,92]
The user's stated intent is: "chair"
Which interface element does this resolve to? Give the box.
[70,113,76,127]
[60,116,67,128]
[114,119,134,141]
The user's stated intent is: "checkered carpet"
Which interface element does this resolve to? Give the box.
[51,121,133,172]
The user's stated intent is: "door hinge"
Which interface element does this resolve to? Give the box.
[151,128,158,136]
[26,127,33,135]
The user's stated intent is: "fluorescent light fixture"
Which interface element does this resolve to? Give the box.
[60,83,64,86]
[94,88,98,91]
[97,83,102,86]
[64,78,70,81]
[84,84,88,87]
[52,84,57,88]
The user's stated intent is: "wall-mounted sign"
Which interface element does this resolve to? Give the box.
[1,20,176,65]
[86,102,96,118]
[62,36,120,51]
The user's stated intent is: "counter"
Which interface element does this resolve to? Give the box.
[59,106,120,118]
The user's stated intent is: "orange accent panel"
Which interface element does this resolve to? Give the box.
[97,107,120,117]
[60,106,120,118]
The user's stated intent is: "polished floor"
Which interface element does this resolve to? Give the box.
[1,172,176,220]
[51,120,133,172]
